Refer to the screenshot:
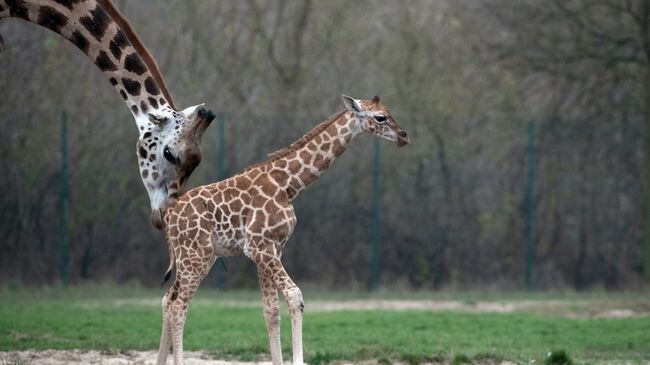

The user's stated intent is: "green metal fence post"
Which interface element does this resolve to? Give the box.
[523,119,537,290]
[58,111,70,284]
[369,138,382,290]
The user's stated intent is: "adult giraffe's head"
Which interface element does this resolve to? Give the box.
[342,95,410,147]
[137,105,215,229]
[0,0,217,228]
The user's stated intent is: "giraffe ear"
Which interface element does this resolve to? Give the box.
[342,95,363,114]
[148,112,171,126]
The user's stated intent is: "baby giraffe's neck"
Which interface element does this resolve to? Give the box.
[268,111,361,201]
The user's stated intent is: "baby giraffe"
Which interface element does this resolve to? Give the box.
[157,95,410,365]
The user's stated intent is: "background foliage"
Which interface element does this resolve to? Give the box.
[0,0,648,289]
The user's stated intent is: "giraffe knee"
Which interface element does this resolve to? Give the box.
[167,281,180,302]
[264,306,280,327]
[166,289,178,302]
[287,288,304,313]
[266,306,280,318]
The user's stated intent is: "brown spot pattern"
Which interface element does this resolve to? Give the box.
[122,78,141,96]
[79,4,110,41]
[38,6,68,33]
[52,0,84,10]
[7,0,29,19]
[124,53,147,75]
[95,50,117,71]
[70,30,90,54]
[144,76,160,95]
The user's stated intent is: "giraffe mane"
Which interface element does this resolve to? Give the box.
[267,110,347,160]
[98,0,176,109]
[240,110,347,174]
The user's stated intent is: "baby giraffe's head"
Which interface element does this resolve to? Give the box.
[342,95,410,147]
[137,105,216,229]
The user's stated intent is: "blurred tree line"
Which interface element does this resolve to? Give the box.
[0,0,647,289]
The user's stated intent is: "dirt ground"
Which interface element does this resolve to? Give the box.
[310,299,650,318]
[0,349,521,365]
[0,349,268,365]
[184,298,648,319]
[98,298,649,318]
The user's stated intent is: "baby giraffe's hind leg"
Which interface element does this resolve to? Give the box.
[156,294,172,365]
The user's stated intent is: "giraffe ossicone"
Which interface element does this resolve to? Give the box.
[0,0,215,228]
[156,95,410,365]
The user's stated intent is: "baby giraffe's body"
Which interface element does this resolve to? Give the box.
[157,96,410,365]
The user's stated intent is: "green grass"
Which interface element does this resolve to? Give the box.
[1,285,649,364]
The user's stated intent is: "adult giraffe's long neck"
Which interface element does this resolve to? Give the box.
[0,0,174,131]
[268,111,361,201]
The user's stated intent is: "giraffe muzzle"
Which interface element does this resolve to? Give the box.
[396,131,410,147]
[185,107,216,139]
[151,209,164,229]
[197,107,216,123]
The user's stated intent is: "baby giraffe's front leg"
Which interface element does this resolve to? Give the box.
[258,271,283,365]
[158,255,214,365]
[282,275,304,365]
[253,245,304,365]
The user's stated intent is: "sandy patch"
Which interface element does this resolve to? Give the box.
[0,350,525,365]
[302,300,647,318]
[307,300,519,312]
[75,298,650,319]
[0,349,270,365]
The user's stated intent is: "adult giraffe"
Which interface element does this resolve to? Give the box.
[157,96,410,365]
[0,0,215,228]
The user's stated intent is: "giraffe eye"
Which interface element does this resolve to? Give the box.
[163,146,180,165]
[374,115,387,123]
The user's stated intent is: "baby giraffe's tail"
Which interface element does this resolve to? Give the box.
[160,242,174,288]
